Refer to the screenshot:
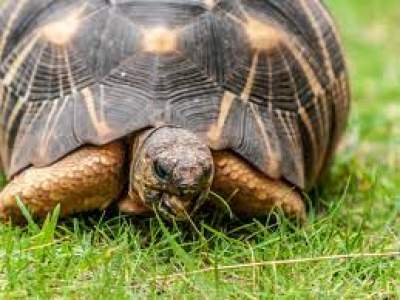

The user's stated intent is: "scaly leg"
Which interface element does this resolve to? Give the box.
[118,191,152,216]
[0,142,126,223]
[212,151,306,221]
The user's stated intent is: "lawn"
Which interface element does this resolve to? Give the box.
[0,0,399,298]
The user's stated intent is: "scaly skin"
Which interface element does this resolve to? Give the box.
[212,151,306,221]
[0,143,126,224]
[0,142,306,224]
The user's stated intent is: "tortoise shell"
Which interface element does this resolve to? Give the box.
[0,0,350,190]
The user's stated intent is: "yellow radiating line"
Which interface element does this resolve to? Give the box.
[232,1,324,105]
[280,36,328,180]
[311,0,346,63]
[0,0,30,58]
[249,103,280,177]
[283,41,323,96]
[299,0,333,151]
[5,43,45,143]
[278,45,321,178]
[266,55,274,114]
[3,33,40,86]
[42,97,70,158]
[208,91,236,147]
[223,10,244,26]
[310,0,351,135]
[63,47,77,93]
[0,83,6,112]
[277,110,304,184]
[11,101,46,166]
[81,87,112,140]
[37,101,59,159]
[299,0,335,82]
[241,51,259,103]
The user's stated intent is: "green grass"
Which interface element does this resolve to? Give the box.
[1,0,400,298]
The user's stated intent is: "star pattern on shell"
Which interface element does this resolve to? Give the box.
[0,0,349,191]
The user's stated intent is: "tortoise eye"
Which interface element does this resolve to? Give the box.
[153,160,170,180]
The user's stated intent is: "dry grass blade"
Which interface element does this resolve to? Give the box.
[154,252,400,281]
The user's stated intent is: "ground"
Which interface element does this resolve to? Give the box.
[0,0,399,298]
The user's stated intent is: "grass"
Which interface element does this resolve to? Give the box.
[1,0,400,298]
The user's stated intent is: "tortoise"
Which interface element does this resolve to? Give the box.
[0,0,349,223]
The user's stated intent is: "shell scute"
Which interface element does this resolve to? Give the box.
[0,0,349,189]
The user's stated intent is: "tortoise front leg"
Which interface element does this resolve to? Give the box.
[0,142,126,224]
[212,151,306,221]
[118,191,152,216]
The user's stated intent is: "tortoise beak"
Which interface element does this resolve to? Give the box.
[160,194,191,221]
[159,191,208,221]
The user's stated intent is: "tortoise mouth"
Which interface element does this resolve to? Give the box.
[156,191,208,221]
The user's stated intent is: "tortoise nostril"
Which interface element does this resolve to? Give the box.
[174,164,213,187]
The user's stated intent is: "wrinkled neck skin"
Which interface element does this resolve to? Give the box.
[130,126,214,221]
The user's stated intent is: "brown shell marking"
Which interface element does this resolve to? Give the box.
[4,4,85,86]
[142,27,178,54]
[204,0,216,10]
[81,87,113,140]
[41,8,83,46]
[245,18,282,51]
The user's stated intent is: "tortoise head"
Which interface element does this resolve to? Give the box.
[130,127,214,221]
